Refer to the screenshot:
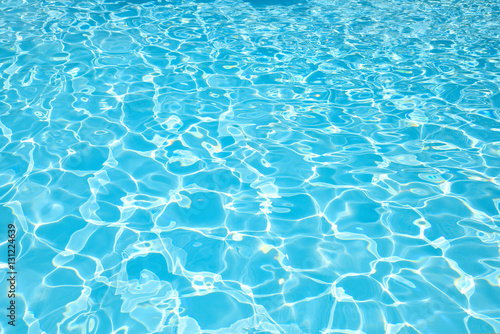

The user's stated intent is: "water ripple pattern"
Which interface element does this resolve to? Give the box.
[1,0,500,333]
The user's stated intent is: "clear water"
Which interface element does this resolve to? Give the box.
[1,0,500,333]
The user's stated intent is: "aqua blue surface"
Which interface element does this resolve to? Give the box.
[0,0,500,333]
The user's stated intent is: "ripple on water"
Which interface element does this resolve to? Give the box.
[1,0,500,333]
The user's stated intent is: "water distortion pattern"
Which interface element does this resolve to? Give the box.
[0,0,499,333]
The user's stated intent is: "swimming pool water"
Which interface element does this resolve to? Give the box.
[1,0,500,333]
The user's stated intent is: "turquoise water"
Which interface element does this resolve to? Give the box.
[1,0,500,333]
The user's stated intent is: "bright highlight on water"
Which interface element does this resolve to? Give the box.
[0,0,499,333]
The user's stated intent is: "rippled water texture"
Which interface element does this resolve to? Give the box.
[1,0,500,333]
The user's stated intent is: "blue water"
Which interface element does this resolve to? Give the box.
[1,0,500,333]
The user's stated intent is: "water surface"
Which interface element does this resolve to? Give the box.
[0,0,500,333]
